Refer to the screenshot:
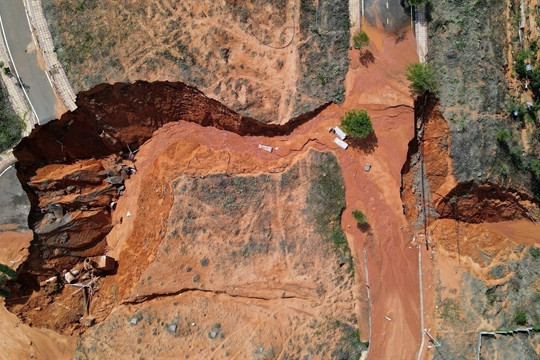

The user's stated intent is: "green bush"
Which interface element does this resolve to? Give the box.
[527,159,540,179]
[405,62,437,94]
[0,263,17,298]
[352,210,367,225]
[513,309,528,325]
[509,145,523,169]
[530,246,540,259]
[496,129,510,143]
[341,109,373,139]
[515,49,532,78]
[353,31,369,50]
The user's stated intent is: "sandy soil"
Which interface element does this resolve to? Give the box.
[83,25,420,359]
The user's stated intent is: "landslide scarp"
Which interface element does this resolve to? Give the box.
[401,95,538,228]
[7,80,329,333]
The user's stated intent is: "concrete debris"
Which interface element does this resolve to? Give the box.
[365,164,371,172]
[258,144,273,153]
[106,176,124,185]
[167,324,178,334]
[40,276,58,287]
[130,313,143,326]
[64,271,76,284]
[99,130,118,147]
[49,203,64,219]
[104,169,120,177]
[87,255,116,272]
[120,167,130,178]
[208,324,222,339]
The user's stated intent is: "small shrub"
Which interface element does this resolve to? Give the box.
[352,210,367,225]
[515,49,532,78]
[514,309,528,325]
[341,109,373,139]
[353,31,369,50]
[530,246,540,259]
[405,62,437,94]
[0,264,17,280]
[496,129,510,143]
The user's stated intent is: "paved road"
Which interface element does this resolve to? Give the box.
[0,0,56,123]
[0,165,30,229]
[364,0,411,34]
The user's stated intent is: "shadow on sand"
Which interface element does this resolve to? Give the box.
[359,50,375,67]
[349,132,378,154]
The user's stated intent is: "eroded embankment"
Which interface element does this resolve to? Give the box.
[11,81,327,280]
[401,95,539,229]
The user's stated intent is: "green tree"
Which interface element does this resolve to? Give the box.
[353,31,369,50]
[341,109,373,139]
[0,263,17,298]
[352,209,367,225]
[405,62,438,94]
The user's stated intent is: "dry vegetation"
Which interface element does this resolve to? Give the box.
[43,0,350,123]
